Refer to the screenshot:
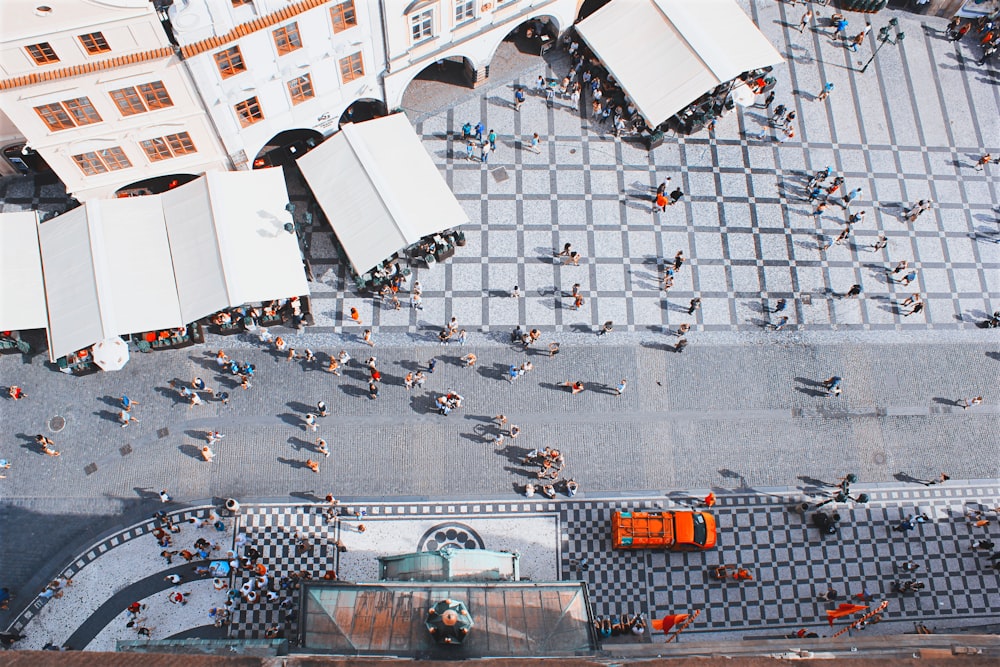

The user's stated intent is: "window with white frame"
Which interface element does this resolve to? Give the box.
[454,0,474,23]
[410,9,434,43]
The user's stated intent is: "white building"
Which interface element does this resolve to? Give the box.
[0,107,29,176]
[168,0,387,169]
[380,0,578,109]
[0,0,230,202]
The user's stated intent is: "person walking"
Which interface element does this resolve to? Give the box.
[871,233,888,252]
[615,379,627,396]
[669,187,685,205]
[315,439,330,457]
[474,121,484,143]
[200,446,215,462]
[844,284,862,298]
[466,141,476,161]
[798,9,813,33]
[514,87,525,111]
[304,413,318,432]
[843,187,862,208]
[817,82,834,102]
[488,129,497,151]
[119,408,140,428]
[688,297,701,315]
[962,396,983,410]
[975,153,992,171]
[674,251,685,271]
[823,376,843,397]
[833,226,851,246]
[529,132,541,154]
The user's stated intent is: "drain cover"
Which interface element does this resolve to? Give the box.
[491,167,509,183]
[157,427,169,439]
[120,444,133,456]
[49,416,65,432]
[84,462,98,476]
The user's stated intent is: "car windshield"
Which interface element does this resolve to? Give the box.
[692,513,707,546]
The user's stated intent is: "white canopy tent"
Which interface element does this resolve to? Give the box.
[297,113,469,276]
[575,0,784,130]
[36,168,308,361]
[0,211,47,331]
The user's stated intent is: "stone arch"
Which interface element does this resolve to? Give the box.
[482,13,568,67]
[395,51,479,110]
[251,128,323,169]
[114,173,198,197]
[338,98,389,130]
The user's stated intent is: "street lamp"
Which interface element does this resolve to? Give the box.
[860,17,905,73]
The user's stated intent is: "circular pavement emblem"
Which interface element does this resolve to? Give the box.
[418,522,485,552]
[49,416,65,432]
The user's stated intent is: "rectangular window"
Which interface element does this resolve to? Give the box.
[231,0,253,5]
[98,147,132,170]
[214,46,246,78]
[138,81,173,110]
[110,81,172,116]
[410,9,434,42]
[455,0,475,23]
[330,1,357,33]
[287,74,314,104]
[234,97,263,127]
[34,98,102,131]
[62,97,102,126]
[140,132,196,161]
[339,52,364,83]
[25,42,59,65]
[34,103,75,131]
[273,22,302,54]
[72,152,107,175]
[79,32,111,54]
[71,147,131,175]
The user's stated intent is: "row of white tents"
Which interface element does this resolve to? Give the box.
[1,169,308,363]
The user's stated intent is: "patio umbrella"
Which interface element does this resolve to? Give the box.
[91,337,130,371]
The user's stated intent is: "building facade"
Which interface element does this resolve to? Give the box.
[0,0,230,202]
[380,0,578,109]
[168,0,387,170]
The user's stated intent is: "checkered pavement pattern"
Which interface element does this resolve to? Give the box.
[216,483,999,640]
[564,485,1000,634]
[227,505,339,639]
[291,2,997,338]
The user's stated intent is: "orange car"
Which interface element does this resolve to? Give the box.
[611,510,717,551]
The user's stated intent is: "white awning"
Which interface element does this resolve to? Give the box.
[297,113,469,275]
[576,0,784,129]
[38,168,308,361]
[0,211,47,331]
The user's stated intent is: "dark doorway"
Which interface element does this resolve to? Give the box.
[114,173,198,197]
[253,129,323,169]
[339,98,388,129]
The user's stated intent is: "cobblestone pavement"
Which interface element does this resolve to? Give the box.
[1,0,998,650]
[6,483,999,650]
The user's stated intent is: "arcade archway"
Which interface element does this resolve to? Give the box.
[114,173,198,197]
[252,129,323,169]
[339,98,388,129]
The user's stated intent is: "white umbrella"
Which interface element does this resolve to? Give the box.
[730,84,755,108]
[91,337,130,371]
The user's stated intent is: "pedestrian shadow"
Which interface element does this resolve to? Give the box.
[459,428,492,444]
[287,436,315,453]
[862,264,891,284]
[932,397,964,408]
[534,247,562,264]
[639,340,675,353]
[486,289,510,298]
[794,377,828,397]
[184,429,208,440]
[285,401,313,414]
[743,300,769,314]
[343,369,369,383]
[156,384,190,406]
[986,352,1000,362]
[178,444,204,459]
[338,384,368,399]
[289,490,323,503]
[479,363,509,382]
[277,457,309,470]
[188,354,221,372]
[503,465,538,480]
[397,359,425,372]
[797,474,834,489]
[133,487,162,501]
[410,392,442,415]
[92,409,120,424]
[98,395,124,409]
[791,88,818,102]
[589,383,619,396]
[277,412,305,427]
[893,472,927,485]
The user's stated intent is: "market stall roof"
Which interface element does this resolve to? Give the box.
[161,169,306,324]
[38,198,181,362]
[575,0,783,129]
[0,211,47,331]
[38,168,307,361]
[297,113,469,275]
